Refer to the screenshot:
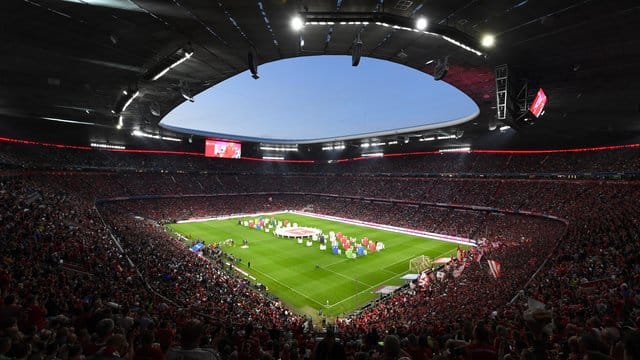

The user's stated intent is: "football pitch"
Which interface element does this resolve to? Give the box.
[167,212,462,317]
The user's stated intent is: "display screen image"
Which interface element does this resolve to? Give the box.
[529,88,547,118]
[204,139,241,158]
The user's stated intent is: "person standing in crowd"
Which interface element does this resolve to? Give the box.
[166,319,221,360]
[313,325,345,360]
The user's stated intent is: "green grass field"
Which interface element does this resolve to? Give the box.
[167,212,461,317]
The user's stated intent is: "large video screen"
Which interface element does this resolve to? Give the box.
[204,139,241,159]
[529,88,547,118]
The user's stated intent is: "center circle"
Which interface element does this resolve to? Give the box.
[274,226,322,238]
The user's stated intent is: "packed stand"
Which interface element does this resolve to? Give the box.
[0,166,639,359]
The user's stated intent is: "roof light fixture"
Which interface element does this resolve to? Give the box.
[151,51,194,81]
[415,17,428,31]
[121,91,140,112]
[481,34,495,48]
[291,16,304,31]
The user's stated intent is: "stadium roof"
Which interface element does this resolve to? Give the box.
[1,0,639,152]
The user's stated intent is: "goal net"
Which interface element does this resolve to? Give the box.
[409,255,432,273]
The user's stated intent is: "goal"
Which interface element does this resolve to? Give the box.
[409,255,432,273]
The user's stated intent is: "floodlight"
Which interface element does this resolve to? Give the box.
[362,152,383,158]
[91,143,125,150]
[481,34,495,48]
[439,147,470,153]
[415,17,428,31]
[291,16,304,31]
[151,50,193,81]
[121,91,139,112]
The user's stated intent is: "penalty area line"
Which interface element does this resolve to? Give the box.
[326,247,460,310]
[319,266,377,288]
[326,251,425,309]
[326,270,403,310]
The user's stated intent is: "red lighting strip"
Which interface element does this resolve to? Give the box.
[336,144,640,162]
[469,143,640,155]
[241,156,315,164]
[1,136,640,162]
[0,136,316,162]
[0,136,91,150]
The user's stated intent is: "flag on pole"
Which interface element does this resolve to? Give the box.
[487,259,501,279]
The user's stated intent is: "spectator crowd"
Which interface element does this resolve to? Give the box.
[1,148,639,360]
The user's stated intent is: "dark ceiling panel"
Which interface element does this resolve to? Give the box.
[0,0,638,149]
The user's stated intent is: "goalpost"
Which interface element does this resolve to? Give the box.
[409,255,432,273]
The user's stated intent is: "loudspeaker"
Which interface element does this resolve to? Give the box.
[248,52,259,79]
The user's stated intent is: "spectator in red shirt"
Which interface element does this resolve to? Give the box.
[154,320,174,353]
[465,324,497,360]
[133,331,163,360]
[238,322,261,360]
[92,334,130,360]
[25,295,46,330]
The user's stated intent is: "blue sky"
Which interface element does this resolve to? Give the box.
[160,55,478,142]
